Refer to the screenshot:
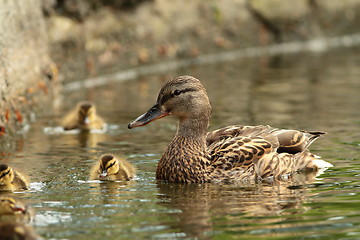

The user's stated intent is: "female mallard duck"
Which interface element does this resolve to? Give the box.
[90,154,136,181]
[128,75,332,183]
[62,101,106,131]
[0,196,32,223]
[0,164,29,191]
[0,222,42,240]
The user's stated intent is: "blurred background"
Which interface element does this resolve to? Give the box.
[44,0,360,81]
[2,0,360,130]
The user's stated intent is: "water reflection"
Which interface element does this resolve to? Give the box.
[157,173,321,239]
[88,180,137,202]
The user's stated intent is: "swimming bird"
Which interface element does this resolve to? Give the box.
[128,75,332,183]
[90,154,136,181]
[0,196,32,223]
[62,101,106,131]
[0,164,29,191]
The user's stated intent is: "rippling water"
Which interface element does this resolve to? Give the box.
[1,46,360,239]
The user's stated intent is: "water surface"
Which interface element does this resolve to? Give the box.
[1,46,360,239]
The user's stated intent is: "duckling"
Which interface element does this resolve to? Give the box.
[0,164,29,191]
[128,75,332,183]
[0,196,32,223]
[90,154,136,181]
[62,101,106,131]
[0,222,42,240]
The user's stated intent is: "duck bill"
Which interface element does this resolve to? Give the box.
[84,116,90,125]
[99,171,107,179]
[12,205,26,214]
[128,103,169,129]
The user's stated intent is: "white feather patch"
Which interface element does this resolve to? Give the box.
[313,159,333,169]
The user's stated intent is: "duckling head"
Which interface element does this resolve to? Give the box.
[128,76,211,135]
[98,155,120,180]
[0,164,14,186]
[0,196,26,215]
[78,101,96,126]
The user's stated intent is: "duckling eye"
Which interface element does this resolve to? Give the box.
[173,90,181,96]
[106,161,115,170]
[0,169,10,179]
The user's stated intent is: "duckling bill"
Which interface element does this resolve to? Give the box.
[0,164,29,191]
[62,101,106,131]
[90,154,136,181]
[128,75,332,183]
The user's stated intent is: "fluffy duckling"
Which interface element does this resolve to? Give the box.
[90,154,136,181]
[128,75,332,183]
[0,222,42,240]
[0,164,29,191]
[0,196,32,223]
[62,101,106,131]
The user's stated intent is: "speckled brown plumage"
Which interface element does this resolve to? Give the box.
[128,76,332,183]
[156,136,210,183]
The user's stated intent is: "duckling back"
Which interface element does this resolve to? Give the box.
[116,156,136,181]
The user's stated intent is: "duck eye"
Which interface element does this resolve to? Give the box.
[106,161,115,170]
[173,90,181,96]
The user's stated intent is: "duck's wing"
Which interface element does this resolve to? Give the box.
[208,131,279,170]
[206,125,277,146]
[206,134,277,182]
[254,149,332,181]
[207,125,326,154]
[206,125,329,182]
[207,125,279,168]
[207,139,329,182]
[271,129,326,154]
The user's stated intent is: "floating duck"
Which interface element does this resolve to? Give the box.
[128,75,332,183]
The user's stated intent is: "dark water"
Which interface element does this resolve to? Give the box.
[1,46,360,240]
